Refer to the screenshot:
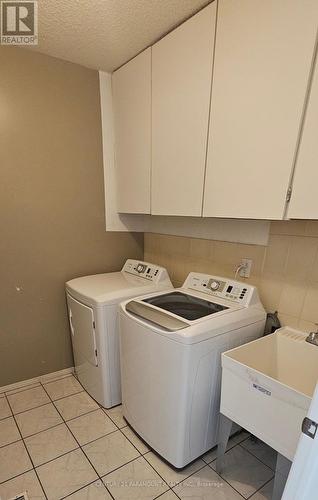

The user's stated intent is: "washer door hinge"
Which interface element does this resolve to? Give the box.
[286,186,293,203]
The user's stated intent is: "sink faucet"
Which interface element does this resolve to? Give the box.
[306,326,318,346]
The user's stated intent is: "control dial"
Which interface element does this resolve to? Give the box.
[136,263,146,273]
[210,280,220,291]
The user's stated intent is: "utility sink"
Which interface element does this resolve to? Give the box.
[220,327,318,461]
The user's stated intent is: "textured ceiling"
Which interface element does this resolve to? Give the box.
[28,0,212,72]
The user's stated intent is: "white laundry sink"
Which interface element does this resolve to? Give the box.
[220,327,318,461]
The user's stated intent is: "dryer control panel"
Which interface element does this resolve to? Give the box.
[184,273,255,305]
[122,259,170,284]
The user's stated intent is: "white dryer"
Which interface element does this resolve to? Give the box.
[66,259,172,408]
[119,272,266,468]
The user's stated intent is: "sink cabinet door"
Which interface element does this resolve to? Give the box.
[203,0,318,219]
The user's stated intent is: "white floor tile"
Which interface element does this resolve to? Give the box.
[0,441,32,483]
[0,396,12,419]
[173,465,243,500]
[0,370,276,500]
[15,403,63,437]
[121,426,150,454]
[67,409,117,445]
[25,423,78,466]
[103,456,169,500]
[241,437,278,470]
[0,417,20,447]
[104,405,126,428]
[55,392,99,421]
[210,445,274,499]
[83,430,140,476]
[250,479,274,499]
[44,376,83,400]
[66,480,113,499]
[144,452,205,488]
[0,470,45,500]
[36,449,98,500]
[8,386,50,414]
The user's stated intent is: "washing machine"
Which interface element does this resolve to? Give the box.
[65,259,172,408]
[119,272,266,467]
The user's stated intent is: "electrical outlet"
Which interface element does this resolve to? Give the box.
[239,258,253,278]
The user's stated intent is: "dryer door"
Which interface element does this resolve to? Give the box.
[67,293,98,369]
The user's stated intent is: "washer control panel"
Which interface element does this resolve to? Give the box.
[184,273,253,304]
[122,259,167,283]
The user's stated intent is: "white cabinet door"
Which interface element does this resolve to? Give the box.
[203,0,318,219]
[151,3,217,216]
[288,55,318,219]
[112,48,151,214]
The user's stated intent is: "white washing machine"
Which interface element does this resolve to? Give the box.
[119,272,266,468]
[66,259,172,408]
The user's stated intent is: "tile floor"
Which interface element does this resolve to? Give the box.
[0,373,277,500]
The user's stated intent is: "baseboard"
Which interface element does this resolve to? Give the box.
[0,367,74,395]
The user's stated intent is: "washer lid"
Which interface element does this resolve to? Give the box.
[143,291,229,321]
[66,271,168,306]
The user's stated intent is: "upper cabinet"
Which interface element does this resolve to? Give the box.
[112,48,151,214]
[203,0,318,219]
[288,55,318,219]
[151,3,217,216]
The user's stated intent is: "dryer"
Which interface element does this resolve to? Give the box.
[66,259,172,408]
[119,272,266,468]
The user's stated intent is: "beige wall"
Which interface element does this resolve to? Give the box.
[0,47,143,387]
[145,221,318,332]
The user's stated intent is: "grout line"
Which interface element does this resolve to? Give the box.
[120,426,150,455]
[298,243,318,322]
[64,407,101,423]
[143,451,206,491]
[246,476,274,499]
[20,421,64,440]
[0,437,22,450]
[3,393,48,499]
[42,374,75,388]
[102,408,127,430]
[29,444,80,469]
[5,383,42,397]
[208,442,275,499]
[101,455,144,479]
[238,443,277,472]
[60,478,107,499]
[1,370,74,397]
[207,460,248,499]
[47,389,84,403]
[154,490,178,500]
[1,375,273,500]
[75,427,121,448]
[10,400,52,418]
[40,382,117,500]
[0,468,35,487]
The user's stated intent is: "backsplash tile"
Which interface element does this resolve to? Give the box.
[144,221,318,332]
